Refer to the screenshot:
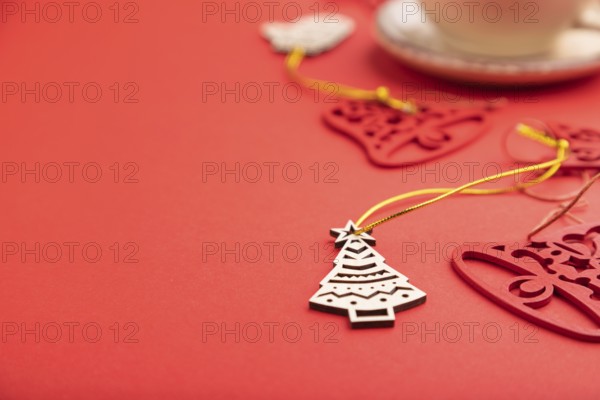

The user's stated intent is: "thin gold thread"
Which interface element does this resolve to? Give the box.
[285,47,418,114]
[527,172,600,239]
[353,127,570,235]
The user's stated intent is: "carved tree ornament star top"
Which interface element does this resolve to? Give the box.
[309,221,426,328]
[330,220,375,248]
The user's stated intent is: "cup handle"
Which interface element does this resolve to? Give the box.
[578,1,600,30]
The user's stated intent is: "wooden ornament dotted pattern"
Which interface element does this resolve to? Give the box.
[323,99,493,167]
[309,221,426,328]
[452,222,600,342]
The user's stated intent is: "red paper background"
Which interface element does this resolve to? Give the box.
[1,0,599,398]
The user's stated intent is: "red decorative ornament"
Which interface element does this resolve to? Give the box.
[548,122,600,173]
[452,222,600,342]
[322,99,494,167]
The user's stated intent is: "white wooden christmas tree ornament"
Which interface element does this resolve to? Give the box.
[309,221,426,328]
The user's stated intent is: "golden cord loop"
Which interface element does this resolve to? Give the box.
[285,47,418,114]
[353,126,571,235]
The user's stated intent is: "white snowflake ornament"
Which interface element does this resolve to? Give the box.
[261,14,355,56]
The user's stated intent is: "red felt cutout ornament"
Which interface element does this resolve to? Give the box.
[452,222,600,342]
[547,122,600,173]
[323,99,494,167]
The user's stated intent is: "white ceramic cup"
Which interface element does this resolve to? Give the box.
[419,0,593,57]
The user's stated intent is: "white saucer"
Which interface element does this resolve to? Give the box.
[375,0,600,85]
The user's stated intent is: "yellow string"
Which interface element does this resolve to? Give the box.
[353,125,570,234]
[285,47,418,114]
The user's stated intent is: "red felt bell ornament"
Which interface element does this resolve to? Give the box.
[452,221,600,342]
[452,173,600,342]
[323,98,495,167]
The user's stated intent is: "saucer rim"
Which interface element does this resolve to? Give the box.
[375,0,600,79]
